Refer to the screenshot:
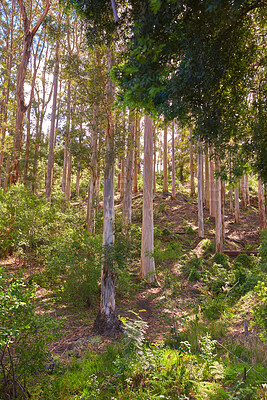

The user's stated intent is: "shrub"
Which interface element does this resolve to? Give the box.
[0,268,58,398]
[212,253,230,269]
[252,280,267,339]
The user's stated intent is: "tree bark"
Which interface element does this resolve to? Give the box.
[122,110,135,225]
[45,41,59,202]
[258,180,266,231]
[198,141,204,238]
[86,107,98,233]
[234,185,240,223]
[133,116,139,194]
[163,124,168,193]
[204,147,210,209]
[62,81,71,194]
[93,49,120,336]
[171,121,176,199]
[189,129,195,197]
[209,158,215,217]
[141,115,156,282]
[215,159,223,253]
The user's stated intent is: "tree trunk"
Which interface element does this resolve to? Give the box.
[163,124,168,193]
[221,180,225,241]
[229,186,234,215]
[240,175,247,210]
[215,159,223,253]
[153,123,156,193]
[171,120,176,200]
[258,180,266,231]
[122,111,135,225]
[93,49,120,336]
[209,158,215,217]
[234,185,240,223]
[133,116,139,194]
[141,115,156,282]
[45,41,59,202]
[65,151,72,200]
[198,141,204,238]
[120,159,125,199]
[189,129,195,197]
[87,106,99,232]
[62,81,71,194]
[245,174,250,206]
[204,146,210,209]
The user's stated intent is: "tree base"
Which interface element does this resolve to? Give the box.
[93,310,122,337]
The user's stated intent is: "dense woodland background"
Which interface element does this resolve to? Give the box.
[0,0,267,399]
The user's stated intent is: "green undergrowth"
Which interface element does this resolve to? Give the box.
[27,318,266,400]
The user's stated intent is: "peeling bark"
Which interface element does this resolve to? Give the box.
[198,141,204,238]
[141,115,156,282]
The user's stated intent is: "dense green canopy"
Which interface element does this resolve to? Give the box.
[65,0,267,180]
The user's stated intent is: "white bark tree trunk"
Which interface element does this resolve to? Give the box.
[171,121,176,200]
[215,159,223,253]
[163,124,168,193]
[93,49,119,335]
[45,41,59,202]
[141,115,156,282]
[189,130,195,197]
[122,111,135,225]
[234,185,240,223]
[258,180,266,231]
[209,158,215,217]
[198,141,204,238]
[204,147,210,209]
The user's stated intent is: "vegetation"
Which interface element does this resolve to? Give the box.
[0,0,266,399]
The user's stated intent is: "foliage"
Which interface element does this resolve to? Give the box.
[252,280,267,339]
[0,268,59,398]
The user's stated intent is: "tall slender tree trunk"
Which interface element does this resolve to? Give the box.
[189,130,195,197]
[221,180,225,241]
[93,49,120,336]
[204,147,210,209]
[163,124,168,193]
[120,159,125,199]
[141,115,156,282]
[198,141,204,238]
[215,159,223,252]
[171,121,176,200]
[240,175,247,210]
[133,116,139,194]
[62,81,71,194]
[234,185,240,223]
[45,41,59,202]
[209,158,215,217]
[86,107,98,233]
[258,180,266,231]
[65,152,72,200]
[122,110,135,225]
[229,186,234,215]
[153,123,157,193]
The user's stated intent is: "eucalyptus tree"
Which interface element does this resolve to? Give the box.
[10,0,51,184]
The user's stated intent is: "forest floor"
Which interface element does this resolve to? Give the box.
[2,189,264,364]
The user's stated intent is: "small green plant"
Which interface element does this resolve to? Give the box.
[252,280,267,339]
[212,253,230,269]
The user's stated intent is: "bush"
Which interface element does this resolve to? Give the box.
[0,268,58,397]
[212,253,230,269]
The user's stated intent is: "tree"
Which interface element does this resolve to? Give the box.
[141,115,156,282]
[9,0,50,184]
